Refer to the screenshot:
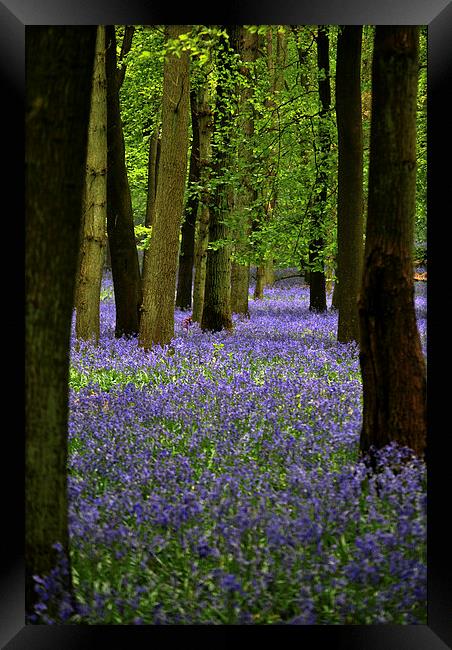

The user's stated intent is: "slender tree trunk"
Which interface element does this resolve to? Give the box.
[231,263,250,314]
[254,265,266,300]
[176,90,201,310]
[26,26,96,616]
[192,79,213,323]
[201,28,235,332]
[331,272,340,309]
[359,26,426,459]
[105,25,142,338]
[230,26,258,315]
[139,25,190,348]
[309,26,329,313]
[104,238,112,270]
[76,26,107,343]
[142,129,160,281]
[335,26,364,342]
[145,131,160,229]
[253,27,286,300]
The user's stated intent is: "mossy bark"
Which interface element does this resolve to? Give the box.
[201,28,235,332]
[192,79,213,323]
[230,26,258,315]
[25,26,96,616]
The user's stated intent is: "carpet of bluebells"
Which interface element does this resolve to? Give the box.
[31,271,427,625]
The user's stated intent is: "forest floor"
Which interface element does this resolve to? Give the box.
[32,271,427,625]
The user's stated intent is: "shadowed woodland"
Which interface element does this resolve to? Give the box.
[25,25,426,625]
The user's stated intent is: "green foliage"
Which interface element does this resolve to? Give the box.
[118,26,164,224]
[118,24,427,272]
[134,224,152,250]
[415,26,427,248]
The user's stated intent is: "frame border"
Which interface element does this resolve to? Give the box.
[5,0,452,647]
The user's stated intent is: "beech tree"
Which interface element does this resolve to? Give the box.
[335,26,364,343]
[26,26,96,615]
[359,26,426,459]
[139,25,191,348]
[76,26,107,343]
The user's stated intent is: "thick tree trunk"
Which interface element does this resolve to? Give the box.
[201,28,234,333]
[309,26,329,314]
[25,26,96,617]
[335,26,364,342]
[76,26,107,343]
[139,25,190,348]
[192,80,213,323]
[359,26,426,459]
[176,90,201,310]
[105,25,142,338]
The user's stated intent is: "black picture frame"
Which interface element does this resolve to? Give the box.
[4,0,452,647]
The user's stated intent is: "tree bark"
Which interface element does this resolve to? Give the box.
[76,26,107,343]
[145,130,160,230]
[201,28,235,332]
[359,26,426,459]
[192,78,213,323]
[139,25,190,348]
[26,26,96,616]
[141,130,160,280]
[176,89,201,310]
[105,25,142,338]
[335,26,364,342]
[309,26,329,313]
[230,26,258,315]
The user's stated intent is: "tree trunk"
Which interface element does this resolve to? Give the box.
[25,26,96,617]
[253,27,286,301]
[145,131,160,229]
[76,26,107,343]
[105,25,142,338]
[335,26,364,342]
[309,26,329,313]
[192,78,213,323]
[201,28,235,333]
[176,89,201,310]
[139,25,190,348]
[358,26,426,459]
[142,130,160,281]
[231,262,251,314]
[230,26,259,315]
